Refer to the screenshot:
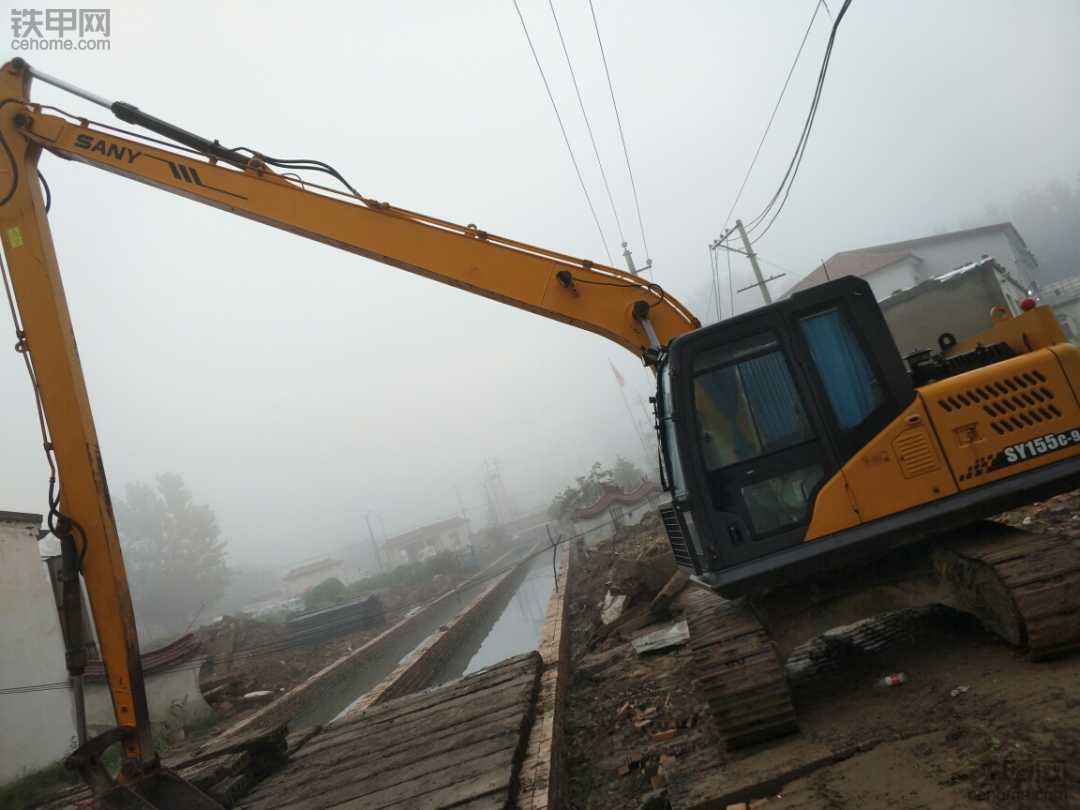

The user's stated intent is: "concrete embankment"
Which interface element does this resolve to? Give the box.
[515,538,577,810]
[218,544,535,739]
[333,548,539,720]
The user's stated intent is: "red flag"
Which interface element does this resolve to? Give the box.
[609,361,625,388]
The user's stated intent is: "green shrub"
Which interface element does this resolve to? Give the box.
[304,577,347,611]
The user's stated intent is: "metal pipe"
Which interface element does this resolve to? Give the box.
[18,60,114,109]
[71,674,87,745]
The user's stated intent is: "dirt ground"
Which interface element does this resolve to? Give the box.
[564,506,1080,810]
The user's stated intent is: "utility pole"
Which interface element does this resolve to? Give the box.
[621,242,652,278]
[364,511,384,573]
[735,219,772,305]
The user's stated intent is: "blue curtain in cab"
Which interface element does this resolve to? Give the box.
[801,310,880,429]
[739,353,804,449]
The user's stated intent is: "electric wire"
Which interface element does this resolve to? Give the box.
[726,243,735,317]
[718,0,824,236]
[37,169,50,212]
[744,0,855,244]
[0,98,22,208]
[547,0,626,246]
[0,237,88,566]
[587,0,651,263]
[512,0,614,264]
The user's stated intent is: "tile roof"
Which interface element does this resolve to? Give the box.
[786,222,1022,296]
[87,633,202,679]
[574,480,662,520]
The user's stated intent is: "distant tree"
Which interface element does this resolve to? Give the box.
[115,473,229,637]
[612,456,646,490]
[304,577,346,611]
[945,174,1080,284]
[548,461,620,521]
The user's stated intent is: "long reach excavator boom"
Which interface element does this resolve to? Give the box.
[0,58,696,802]
[7,53,1080,809]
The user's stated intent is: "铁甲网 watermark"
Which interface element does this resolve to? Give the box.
[11,8,110,51]
[968,759,1069,806]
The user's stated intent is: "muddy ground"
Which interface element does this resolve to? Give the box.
[564,506,1080,810]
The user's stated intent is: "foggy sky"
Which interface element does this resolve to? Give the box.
[1,0,1077,569]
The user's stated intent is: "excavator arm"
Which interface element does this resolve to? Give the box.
[0,58,697,790]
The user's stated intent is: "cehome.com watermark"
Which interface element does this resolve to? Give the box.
[11,8,111,51]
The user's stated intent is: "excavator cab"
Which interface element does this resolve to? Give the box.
[656,275,1080,598]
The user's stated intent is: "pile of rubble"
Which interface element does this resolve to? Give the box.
[564,512,710,810]
[196,615,383,724]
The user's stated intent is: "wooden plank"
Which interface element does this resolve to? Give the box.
[461,795,511,810]
[295,671,536,761]
[251,732,519,810]
[326,652,537,732]
[281,748,515,810]
[274,702,527,786]
[429,793,508,810]
[242,709,527,805]
[291,676,531,771]
[377,765,510,810]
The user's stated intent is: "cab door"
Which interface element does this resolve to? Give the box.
[678,314,840,566]
[668,276,914,572]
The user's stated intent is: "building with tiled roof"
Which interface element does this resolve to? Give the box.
[785,222,1038,301]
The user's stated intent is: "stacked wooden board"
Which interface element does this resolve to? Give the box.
[236,651,542,810]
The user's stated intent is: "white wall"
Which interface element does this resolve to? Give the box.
[864,256,924,299]
[85,662,213,739]
[866,230,1036,308]
[574,497,659,547]
[0,514,77,784]
[284,562,346,596]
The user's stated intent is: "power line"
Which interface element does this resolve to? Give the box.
[512,0,614,264]
[745,0,856,244]
[708,245,721,322]
[726,244,735,318]
[547,0,626,246]
[719,0,825,235]
[587,0,651,263]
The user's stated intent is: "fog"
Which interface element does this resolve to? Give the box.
[1,0,1077,575]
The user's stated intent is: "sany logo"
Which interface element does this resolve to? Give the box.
[73,134,140,164]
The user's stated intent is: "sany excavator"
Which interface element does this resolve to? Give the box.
[1,58,1078,806]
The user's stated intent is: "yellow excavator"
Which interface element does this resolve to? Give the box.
[1,58,1077,805]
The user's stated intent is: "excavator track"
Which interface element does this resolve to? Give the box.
[937,524,1080,661]
[684,524,1079,753]
[685,588,798,751]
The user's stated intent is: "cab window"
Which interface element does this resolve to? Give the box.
[691,332,813,471]
[799,308,883,430]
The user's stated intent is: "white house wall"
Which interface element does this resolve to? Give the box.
[84,663,214,739]
[0,515,77,784]
[864,257,924,299]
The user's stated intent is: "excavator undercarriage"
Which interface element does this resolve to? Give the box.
[685,521,1080,749]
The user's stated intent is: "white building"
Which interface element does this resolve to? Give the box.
[1039,276,1080,341]
[0,511,77,785]
[787,222,1039,306]
[382,516,471,569]
[572,481,662,547]
[281,558,347,597]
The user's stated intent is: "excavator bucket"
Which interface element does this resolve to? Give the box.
[93,770,224,810]
[66,727,225,810]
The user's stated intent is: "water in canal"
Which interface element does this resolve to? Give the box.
[294,544,558,728]
[430,544,560,686]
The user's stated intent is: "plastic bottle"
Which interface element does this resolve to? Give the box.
[876,672,907,688]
